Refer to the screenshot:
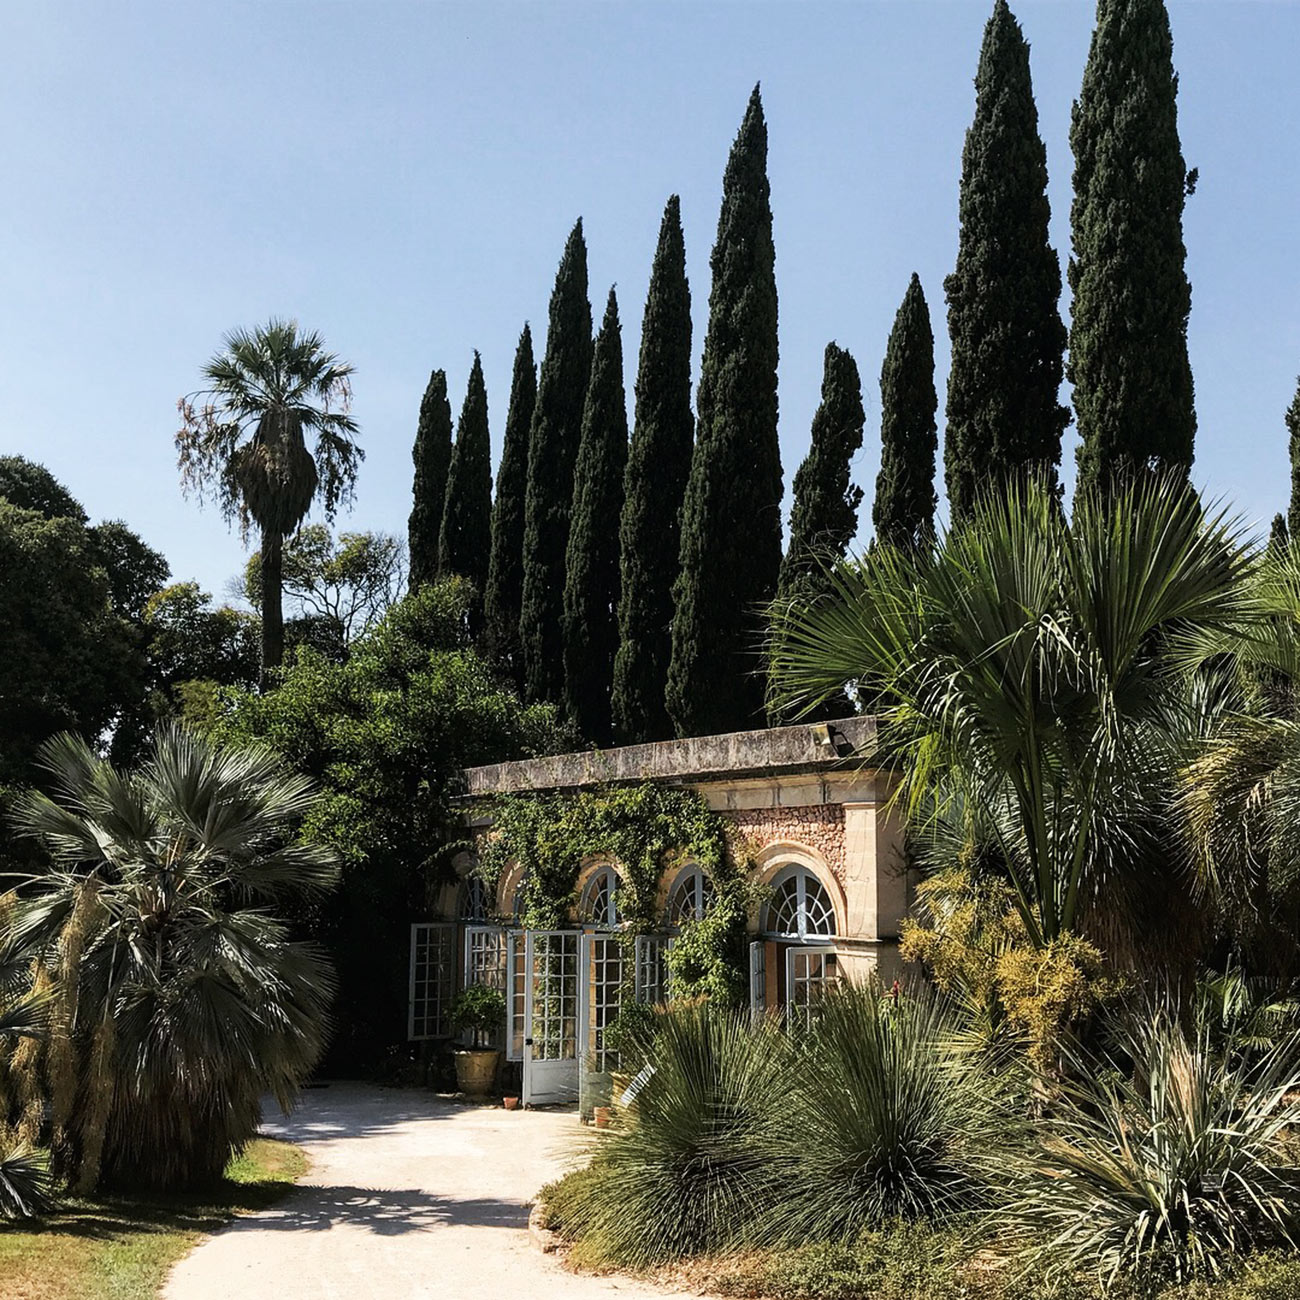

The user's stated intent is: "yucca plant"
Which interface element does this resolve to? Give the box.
[768,981,1010,1244]
[547,1002,789,1267]
[1000,1006,1300,1292]
[9,724,339,1193]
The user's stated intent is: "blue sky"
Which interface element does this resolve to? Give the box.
[2,2,1298,600]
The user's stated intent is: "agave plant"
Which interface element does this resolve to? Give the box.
[1000,1007,1300,1291]
[9,725,339,1193]
[548,1002,789,1266]
[768,981,1009,1244]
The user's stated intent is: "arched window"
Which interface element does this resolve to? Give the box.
[460,874,490,922]
[668,866,716,928]
[580,865,622,929]
[762,867,836,940]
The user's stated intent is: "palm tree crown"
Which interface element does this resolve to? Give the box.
[177,319,361,678]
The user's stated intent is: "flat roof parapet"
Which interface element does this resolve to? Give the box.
[463,716,876,798]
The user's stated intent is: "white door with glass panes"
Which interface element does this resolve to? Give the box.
[522,930,580,1106]
[786,945,838,1021]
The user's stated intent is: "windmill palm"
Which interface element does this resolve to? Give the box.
[768,476,1250,954]
[177,319,361,682]
[8,725,339,1193]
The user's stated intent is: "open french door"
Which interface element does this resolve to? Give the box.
[522,930,580,1107]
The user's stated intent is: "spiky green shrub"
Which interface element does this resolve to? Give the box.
[0,1145,53,1220]
[9,725,339,1193]
[1000,1008,1300,1292]
[543,1003,788,1266]
[769,982,1009,1244]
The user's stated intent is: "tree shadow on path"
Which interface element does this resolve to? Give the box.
[226,1184,531,1236]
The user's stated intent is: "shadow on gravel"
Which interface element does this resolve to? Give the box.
[229,1185,531,1236]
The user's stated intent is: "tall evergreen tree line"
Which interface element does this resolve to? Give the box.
[406,0,1210,741]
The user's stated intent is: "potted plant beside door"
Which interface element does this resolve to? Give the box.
[450,985,507,1096]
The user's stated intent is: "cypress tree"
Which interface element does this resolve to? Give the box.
[520,220,593,705]
[407,369,452,589]
[778,343,864,597]
[612,196,694,746]
[1287,378,1300,540]
[1270,513,1290,559]
[437,352,493,609]
[563,289,628,744]
[875,274,938,550]
[666,86,782,738]
[1070,0,1196,499]
[944,0,1069,523]
[483,324,537,684]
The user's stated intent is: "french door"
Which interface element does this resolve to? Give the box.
[522,930,580,1106]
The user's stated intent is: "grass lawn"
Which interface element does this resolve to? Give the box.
[0,1138,308,1300]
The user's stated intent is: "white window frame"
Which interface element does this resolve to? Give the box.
[580,865,622,929]
[762,866,837,941]
[668,866,716,929]
[408,922,456,1041]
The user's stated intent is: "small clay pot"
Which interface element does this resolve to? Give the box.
[593,1105,611,1129]
[503,1095,520,1111]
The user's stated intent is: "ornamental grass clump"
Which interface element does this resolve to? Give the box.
[546,1002,788,1267]
[1000,1007,1300,1293]
[768,981,1011,1244]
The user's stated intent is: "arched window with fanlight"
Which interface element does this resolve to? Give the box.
[459,874,490,923]
[754,864,840,1021]
[580,865,622,929]
[761,866,837,941]
[668,866,716,929]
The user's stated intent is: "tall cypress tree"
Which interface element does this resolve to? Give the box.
[667,86,782,738]
[1070,0,1196,499]
[437,353,493,609]
[407,369,452,589]
[944,0,1069,523]
[520,220,593,705]
[612,196,694,746]
[875,275,938,550]
[483,324,537,684]
[778,343,864,597]
[1287,378,1300,540]
[563,289,628,744]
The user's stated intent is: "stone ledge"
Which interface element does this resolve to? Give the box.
[464,717,877,798]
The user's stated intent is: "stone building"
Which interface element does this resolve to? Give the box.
[408,717,909,1107]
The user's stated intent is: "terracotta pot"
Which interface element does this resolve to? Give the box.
[593,1105,612,1130]
[503,1095,520,1111]
[453,1048,501,1096]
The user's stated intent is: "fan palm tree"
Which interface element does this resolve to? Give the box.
[0,913,53,1219]
[768,476,1250,955]
[1181,540,1300,970]
[8,725,339,1193]
[177,319,361,682]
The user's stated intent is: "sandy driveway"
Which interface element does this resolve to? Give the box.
[163,1083,702,1300]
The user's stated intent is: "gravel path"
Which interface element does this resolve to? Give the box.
[163,1083,702,1300]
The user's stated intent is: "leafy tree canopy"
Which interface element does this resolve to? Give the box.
[244,525,406,646]
[212,579,574,1067]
